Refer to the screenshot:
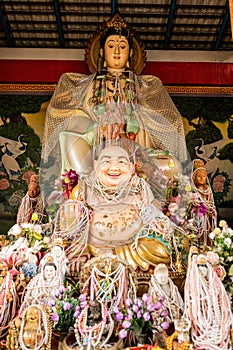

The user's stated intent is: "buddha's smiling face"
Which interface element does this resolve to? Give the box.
[104,35,130,71]
[25,307,39,324]
[96,146,132,188]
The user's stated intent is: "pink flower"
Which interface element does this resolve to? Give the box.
[59,285,65,294]
[79,294,87,302]
[147,303,156,312]
[126,309,133,318]
[154,301,163,310]
[52,313,59,322]
[122,320,131,329]
[118,329,127,339]
[213,265,226,281]
[143,312,150,322]
[63,302,71,311]
[126,298,132,306]
[113,306,119,313]
[142,293,150,303]
[48,298,56,307]
[158,295,165,302]
[115,312,124,322]
[80,300,87,308]
[0,178,9,190]
[161,309,169,317]
[74,310,80,318]
[161,321,170,330]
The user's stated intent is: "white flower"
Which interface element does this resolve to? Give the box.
[21,223,33,229]
[32,240,43,252]
[8,224,22,236]
[168,203,179,215]
[33,224,42,234]
[176,207,187,221]
[209,231,215,240]
[224,237,232,247]
[219,220,227,228]
[226,256,233,262]
[206,251,219,265]
[213,227,221,235]
[228,228,233,236]
[44,236,51,244]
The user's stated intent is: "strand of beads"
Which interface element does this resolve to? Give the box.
[0,271,17,337]
[75,302,114,349]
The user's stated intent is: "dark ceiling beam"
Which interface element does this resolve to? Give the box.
[164,0,176,49]
[213,4,230,50]
[0,4,13,46]
[53,0,65,47]
[111,0,117,16]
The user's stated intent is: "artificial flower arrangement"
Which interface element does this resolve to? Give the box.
[209,220,233,298]
[134,147,208,239]
[49,283,87,334]
[61,169,79,200]
[113,293,170,345]
[45,169,79,216]
[8,213,50,253]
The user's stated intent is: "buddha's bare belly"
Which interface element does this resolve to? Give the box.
[89,205,142,247]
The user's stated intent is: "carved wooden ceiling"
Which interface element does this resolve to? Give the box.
[0,0,232,51]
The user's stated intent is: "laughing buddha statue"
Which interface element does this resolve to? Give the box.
[53,145,189,273]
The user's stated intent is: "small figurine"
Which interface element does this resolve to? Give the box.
[6,304,52,350]
[149,263,184,322]
[17,174,47,225]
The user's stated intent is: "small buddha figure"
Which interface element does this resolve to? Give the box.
[184,254,233,350]
[54,145,189,273]
[19,259,63,314]
[17,174,47,224]
[6,305,52,350]
[47,238,68,277]
[149,263,184,322]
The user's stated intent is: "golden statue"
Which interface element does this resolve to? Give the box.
[40,12,188,200]
[6,305,52,350]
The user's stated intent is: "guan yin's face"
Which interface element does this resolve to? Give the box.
[104,35,130,71]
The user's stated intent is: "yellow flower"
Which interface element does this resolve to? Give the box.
[213,227,221,235]
[64,177,70,184]
[185,184,192,192]
[31,212,38,222]
[219,220,227,228]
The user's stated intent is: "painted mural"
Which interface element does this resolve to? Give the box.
[0,85,232,233]
[0,90,52,231]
